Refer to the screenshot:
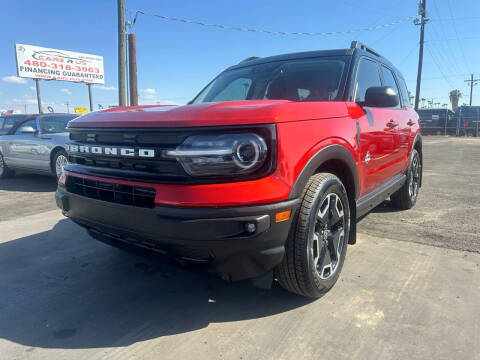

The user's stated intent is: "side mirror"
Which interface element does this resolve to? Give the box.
[364,86,399,108]
[20,125,37,134]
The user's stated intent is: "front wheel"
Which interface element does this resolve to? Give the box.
[390,149,421,210]
[275,173,350,298]
[0,152,15,179]
[52,149,68,178]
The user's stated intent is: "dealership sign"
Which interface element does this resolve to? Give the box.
[15,44,104,84]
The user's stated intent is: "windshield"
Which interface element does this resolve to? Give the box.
[192,57,348,104]
[40,115,77,133]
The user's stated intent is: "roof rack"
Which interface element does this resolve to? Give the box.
[350,41,382,58]
[239,56,261,64]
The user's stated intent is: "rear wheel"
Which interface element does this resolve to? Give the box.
[0,152,15,179]
[52,149,68,178]
[276,173,350,298]
[391,149,421,210]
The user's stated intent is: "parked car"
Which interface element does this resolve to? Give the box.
[0,113,78,178]
[56,41,422,297]
[0,114,38,136]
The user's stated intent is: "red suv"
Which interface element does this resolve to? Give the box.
[56,41,422,297]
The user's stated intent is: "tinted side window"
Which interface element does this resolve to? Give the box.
[397,76,411,108]
[4,117,17,129]
[380,66,401,108]
[40,115,77,133]
[355,58,381,102]
[14,119,37,135]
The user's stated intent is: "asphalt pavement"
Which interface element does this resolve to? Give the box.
[0,136,479,360]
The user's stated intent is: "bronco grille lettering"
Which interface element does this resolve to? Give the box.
[67,144,156,158]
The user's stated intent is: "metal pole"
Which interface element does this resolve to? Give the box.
[444,108,447,136]
[414,0,427,111]
[66,101,70,113]
[128,33,138,106]
[469,73,473,106]
[117,0,126,106]
[87,83,93,112]
[35,79,43,114]
[475,108,478,137]
[125,30,130,106]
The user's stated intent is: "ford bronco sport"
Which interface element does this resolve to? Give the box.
[55,41,422,298]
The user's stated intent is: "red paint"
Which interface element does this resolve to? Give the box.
[66,100,420,207]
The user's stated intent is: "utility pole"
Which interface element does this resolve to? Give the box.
[414,0,429,111]
[128,33,138,106]
[117,0,126,107]
[66,101,70,113]
[465,73,479,106]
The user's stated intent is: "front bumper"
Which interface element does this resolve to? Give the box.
[56,187,299,281]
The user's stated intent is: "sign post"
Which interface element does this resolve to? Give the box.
[87,83,93,112]
[35,79,42,113]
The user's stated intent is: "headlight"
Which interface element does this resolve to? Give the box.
[164,133,268,177]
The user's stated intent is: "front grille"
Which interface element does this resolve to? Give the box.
[66,129,193,182]
[66,175,156,208]
[65,125,276,184]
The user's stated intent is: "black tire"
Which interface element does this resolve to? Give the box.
[275,173,350,298]
[390,149,421,210]
[52,149,68,178]
[0,152,15,179]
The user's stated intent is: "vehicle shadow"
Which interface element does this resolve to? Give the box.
[369,200,403,214]
[0,219,313,350]
[0,173,57,192]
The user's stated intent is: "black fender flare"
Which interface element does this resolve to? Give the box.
[288,144,359,245]
[288,144,359,201]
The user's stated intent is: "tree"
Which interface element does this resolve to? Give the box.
[421,98,426,108]
[449,90,462,112]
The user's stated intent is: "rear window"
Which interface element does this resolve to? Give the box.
[40,115,77,133]
[192,57,349,103]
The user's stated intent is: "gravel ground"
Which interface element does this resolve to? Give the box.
[0,136,479,360]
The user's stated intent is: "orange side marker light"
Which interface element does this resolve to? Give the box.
[275,209,292,223]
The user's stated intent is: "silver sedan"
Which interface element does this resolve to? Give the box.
[0,114,78,178]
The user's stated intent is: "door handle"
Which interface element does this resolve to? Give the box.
[407,119,415,126]
[387,119,398,128]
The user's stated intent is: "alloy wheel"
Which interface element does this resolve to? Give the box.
[312,193,346,279]
[55,154,68,177]
[408,155,420,202]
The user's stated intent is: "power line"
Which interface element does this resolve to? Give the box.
[425,44,456,88]
[430,0,462,75]
[447,0,470,71]
[129,10,416,36]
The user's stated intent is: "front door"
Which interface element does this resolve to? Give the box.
[354,57,400,196]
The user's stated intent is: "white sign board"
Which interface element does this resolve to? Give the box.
[15,44,104,84]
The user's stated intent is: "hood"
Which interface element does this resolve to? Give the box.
[68,100,349,128]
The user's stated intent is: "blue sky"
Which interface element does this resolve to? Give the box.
[1,0,479,113]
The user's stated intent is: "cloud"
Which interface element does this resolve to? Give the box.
[93,85,116,91]
[142,88,156,95]
[60,88,72,95]
[12,97,37,104]
[29,86,36,91]
[2,76,27,84]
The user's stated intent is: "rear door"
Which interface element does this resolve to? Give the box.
[379,65,407,175]
[354,57,399,195]
[5,118,50,171]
